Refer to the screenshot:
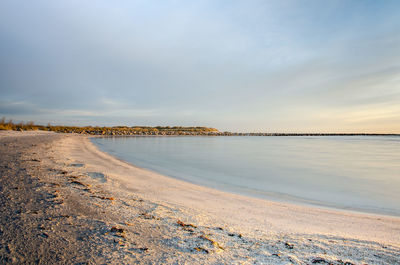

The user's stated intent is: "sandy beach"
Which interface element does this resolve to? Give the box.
[1,131,399,264]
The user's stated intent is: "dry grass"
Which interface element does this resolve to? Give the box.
[0,117,220,135]
[199,235,224,250]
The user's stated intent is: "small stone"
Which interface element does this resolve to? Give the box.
[285,242,294,249]
[194,247,209,254]
[312,257,326,263]
[110,226,124,233]
[39,233,49,238]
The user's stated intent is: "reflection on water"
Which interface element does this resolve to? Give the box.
[92,136,400,216]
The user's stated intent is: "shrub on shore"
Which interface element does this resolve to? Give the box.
[0,117,221,136]
[0,118,40,131]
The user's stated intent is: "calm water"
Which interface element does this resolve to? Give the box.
[92,136,400,216]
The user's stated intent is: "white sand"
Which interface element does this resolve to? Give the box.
[64,134,400,245]
[1,131,400,264]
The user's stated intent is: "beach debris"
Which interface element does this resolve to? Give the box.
[31,158,40,162]
[199,235,224,250]
[82,187,92,193]
[194,247,209,254]
[228,232,242,238]
[90,194,114,200]
[336,260,355,265]
[113,239,125,245]
[312,257,327,263]
[177,220,197,230]
[139,212,157,219]
[99,196,114,201]
[70,163,85,167]
[133,247,148,253]
[70,180,88,187]
[39,232,49,238]
[284,242,294,249]
[110,226,126,238]
[110,226,124,233]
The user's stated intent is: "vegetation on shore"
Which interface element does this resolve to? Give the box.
[1,118,398,136]
[0,118,221,136]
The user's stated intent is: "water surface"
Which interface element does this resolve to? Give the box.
[92,136,400,216]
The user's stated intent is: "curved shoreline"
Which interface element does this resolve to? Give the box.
[91,136,400,218]
[2,130,400,264]
[63,134,400,246]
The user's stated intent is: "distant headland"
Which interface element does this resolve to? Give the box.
[0,118,398,136]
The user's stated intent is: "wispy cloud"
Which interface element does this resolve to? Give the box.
[1,0,400,132]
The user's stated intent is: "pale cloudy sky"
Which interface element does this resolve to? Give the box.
[1,0,399,132]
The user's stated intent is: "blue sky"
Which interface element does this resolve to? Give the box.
[1,0,399,132]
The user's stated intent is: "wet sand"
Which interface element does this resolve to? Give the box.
[1,130,399,264]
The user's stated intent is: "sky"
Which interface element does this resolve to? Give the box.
[1,0,399,133]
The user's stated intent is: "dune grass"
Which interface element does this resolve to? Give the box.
[0,117,220,136]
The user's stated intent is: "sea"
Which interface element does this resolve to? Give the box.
[91,136,400,216]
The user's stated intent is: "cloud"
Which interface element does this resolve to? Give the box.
[0,101,44,115]
[1,1,400,132]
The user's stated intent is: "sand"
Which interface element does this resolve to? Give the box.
[1,130,399,264]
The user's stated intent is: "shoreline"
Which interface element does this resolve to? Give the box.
[90,135,400,219]
[94,134,400,218]
[79,134,400,245]
[1,130,400,264]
